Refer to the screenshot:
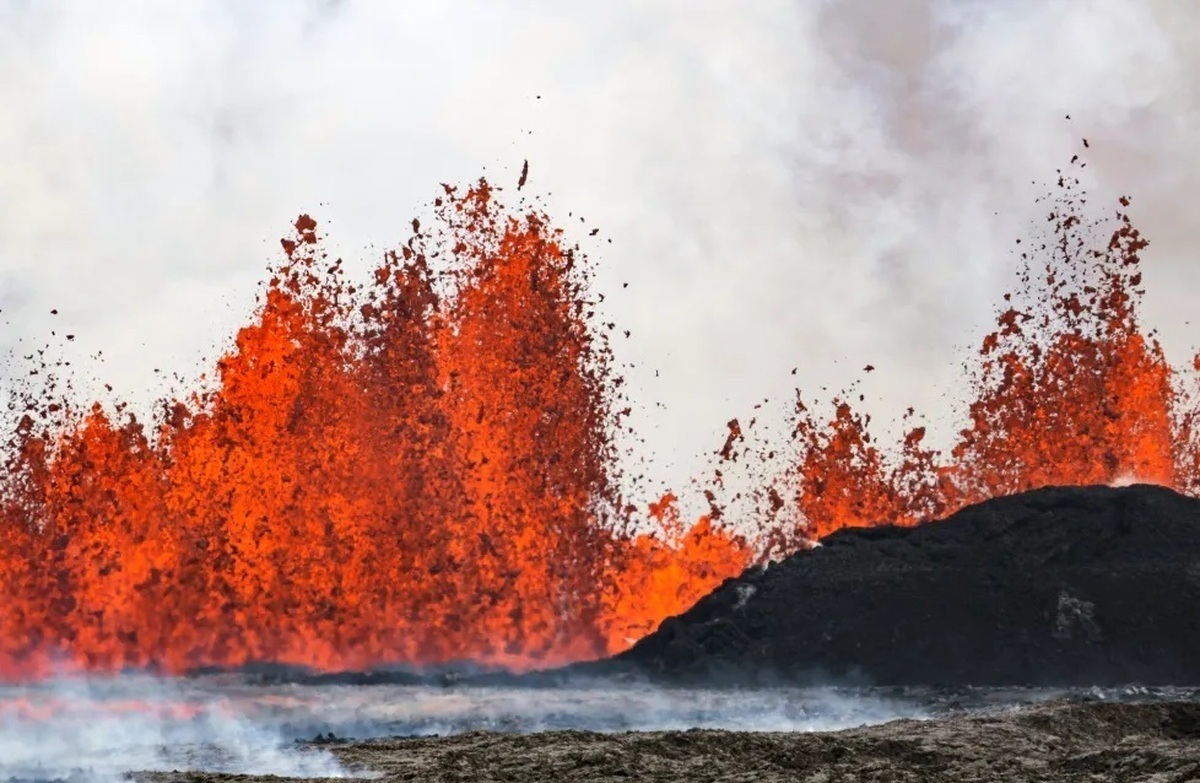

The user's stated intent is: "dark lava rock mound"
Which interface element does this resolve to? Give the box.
[607,484,1200,686]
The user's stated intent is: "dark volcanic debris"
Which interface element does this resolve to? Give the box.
[601,483,1200,687]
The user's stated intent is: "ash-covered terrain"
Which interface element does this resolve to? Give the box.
[130,697,1200,783]
[599,483,1200,687]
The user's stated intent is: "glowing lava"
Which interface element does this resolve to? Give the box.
[779,169,1197,539]
[0,162,1196,679]
[0,182,748,678]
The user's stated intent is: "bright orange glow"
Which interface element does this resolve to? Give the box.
[0,166,1196,679]
[785,172,1195,536]
[0,181,748,679]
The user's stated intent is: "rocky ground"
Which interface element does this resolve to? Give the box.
[598,484,1200,686]
[131,698,1200,782]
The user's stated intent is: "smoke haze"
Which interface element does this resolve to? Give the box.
[0,674,929,779]
[2,0,1198,500]
[0,675,348,780]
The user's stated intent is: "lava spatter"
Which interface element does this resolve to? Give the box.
[1,161,1197,679]
[777,164,1195,538]
[0,181,745,678]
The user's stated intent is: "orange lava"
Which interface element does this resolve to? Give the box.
[782,168,1198,537]
[0,181,749,679]
[0,162,1196,679]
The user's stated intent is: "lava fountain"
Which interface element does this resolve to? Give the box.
[751,165,1200,551]
[0,160,1196,679]
[0,181,749,679]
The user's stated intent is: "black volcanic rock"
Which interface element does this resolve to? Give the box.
[604,484,1200,687]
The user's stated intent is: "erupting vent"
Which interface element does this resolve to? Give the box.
[761,174,1200,549]
[0,163,1196,679]
[0,182,749,678]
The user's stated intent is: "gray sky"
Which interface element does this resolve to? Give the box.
[2,0,1198,511]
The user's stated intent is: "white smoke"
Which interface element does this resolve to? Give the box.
[0,1,1197,507]
[0,675,349,781]
[0,674,929,780]
[211,681,928,737]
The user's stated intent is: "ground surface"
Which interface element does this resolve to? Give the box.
[131,698,1200,782]
[600,483,1200,686]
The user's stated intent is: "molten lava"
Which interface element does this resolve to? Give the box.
[0,162,1196,679]
[0,182,748,678]
[782,169,1197,538]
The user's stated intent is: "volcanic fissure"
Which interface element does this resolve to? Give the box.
[1,162,1197,680]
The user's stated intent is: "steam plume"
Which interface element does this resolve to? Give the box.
[1,1,1197,503]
